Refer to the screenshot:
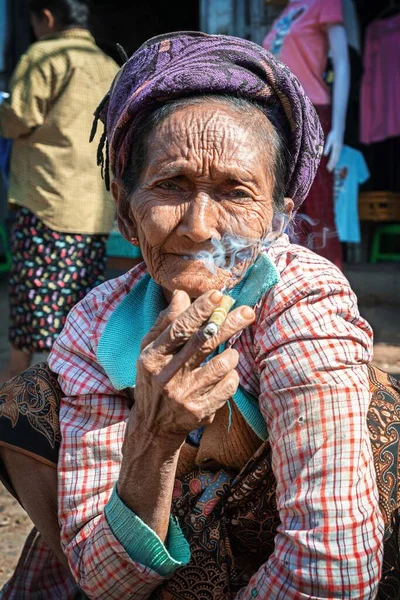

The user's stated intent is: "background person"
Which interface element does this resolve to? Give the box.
[0,0,118,382]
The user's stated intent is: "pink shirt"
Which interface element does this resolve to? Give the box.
[360,14,400,144]
[263,0,343,105]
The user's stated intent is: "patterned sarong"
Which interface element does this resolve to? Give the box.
[0,363,399,598]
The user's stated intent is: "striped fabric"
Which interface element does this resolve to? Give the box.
[1,236,384,599]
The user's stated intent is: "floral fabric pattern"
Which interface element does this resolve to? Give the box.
[9,207,107,353]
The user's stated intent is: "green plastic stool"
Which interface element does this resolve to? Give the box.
[370,223,400,263]
[0,224,11,273]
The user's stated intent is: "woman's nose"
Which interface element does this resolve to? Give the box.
[176,193,220,243]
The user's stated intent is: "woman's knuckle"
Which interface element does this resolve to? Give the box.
[212,350,237,374]
[190,294,217,322]
[165,314,176,327]
[153,371,167,388]
[224,347,239,364]
[163,381,180,401]
[225,372,239,395]
[214,355,230,375]
[191,303,207,321]
[138,349,156,373]
[169,319,190,341]
[229,311,245,330]
[161,307,176,325]
[153,311,165,325]
[205,333,219,349]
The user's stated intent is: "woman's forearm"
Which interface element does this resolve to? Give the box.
[117,413,184,542]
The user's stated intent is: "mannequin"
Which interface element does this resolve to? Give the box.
[342,0,361,54]
[263,0,350,269]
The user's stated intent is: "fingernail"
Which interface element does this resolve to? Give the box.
[172,290,178,297]
[240,306,254,320]
[210,290,223,304]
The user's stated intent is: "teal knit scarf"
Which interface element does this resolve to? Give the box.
[97,253,279,440]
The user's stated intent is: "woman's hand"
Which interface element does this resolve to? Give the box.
[133,289,255,442]
[118,289,255,540]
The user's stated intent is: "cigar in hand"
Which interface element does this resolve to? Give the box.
[203,295,235,338]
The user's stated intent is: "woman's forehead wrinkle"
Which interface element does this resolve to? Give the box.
[146,107,269,184]
[145,158,262,192]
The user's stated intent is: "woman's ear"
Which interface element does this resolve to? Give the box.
[111,179,137,241]
[283,197,294,219]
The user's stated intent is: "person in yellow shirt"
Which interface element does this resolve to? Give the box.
[0,0,118,381]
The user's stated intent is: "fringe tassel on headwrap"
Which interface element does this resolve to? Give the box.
[97,130,106,170]
[88,42,128,186]
[104,137,110,190]
[89,92,110,143]
[89,92,112,190]
[116,43,129,64]
[96,129,109,188]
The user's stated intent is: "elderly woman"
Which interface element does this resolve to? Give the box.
[0,32,393,599]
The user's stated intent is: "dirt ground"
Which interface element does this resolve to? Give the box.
[0,275,399,589]
[0,485,32,585]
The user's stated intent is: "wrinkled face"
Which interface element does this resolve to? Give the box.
[116,101,290,297]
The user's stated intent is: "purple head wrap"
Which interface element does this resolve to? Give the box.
[94,31,324,209]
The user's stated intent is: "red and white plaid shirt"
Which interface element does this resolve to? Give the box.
[2,238,384,599]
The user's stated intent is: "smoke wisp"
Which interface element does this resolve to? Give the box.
[189,213,289,289]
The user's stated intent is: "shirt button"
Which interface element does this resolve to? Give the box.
[251,589,258,597]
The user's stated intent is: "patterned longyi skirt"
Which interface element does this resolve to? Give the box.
[8,207,107,353]
[0,364,399,598]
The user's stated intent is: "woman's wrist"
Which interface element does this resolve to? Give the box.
[117,418,183,534]
[124,404,186,455]
[120,422,183,481]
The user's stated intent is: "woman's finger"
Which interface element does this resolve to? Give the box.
[196,369,240,425]
[163,304,255,375]
[146,290,223,357]
[156,346,239,389]
[140,290,191,351]
[190,348,239,393]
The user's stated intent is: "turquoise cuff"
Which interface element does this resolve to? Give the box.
[104,486,191,576]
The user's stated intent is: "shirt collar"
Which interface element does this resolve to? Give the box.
[40,28,95,43]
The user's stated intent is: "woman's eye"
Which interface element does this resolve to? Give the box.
[156,180,181,191]
[224,189,251,201]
